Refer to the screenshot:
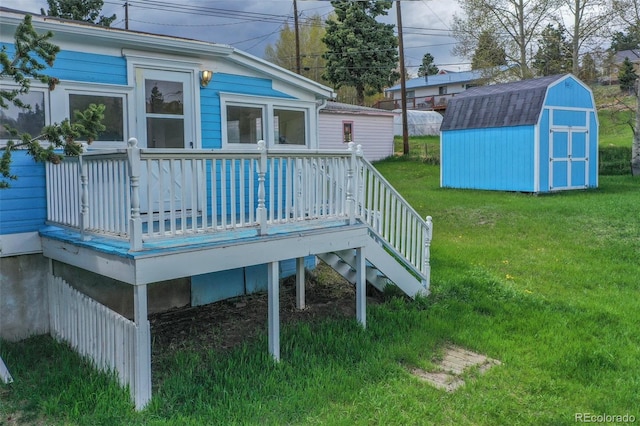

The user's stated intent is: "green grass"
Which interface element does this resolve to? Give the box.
[599,109,634,147]
[2,160,639,425]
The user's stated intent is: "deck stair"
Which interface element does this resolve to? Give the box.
[318,229,429,298]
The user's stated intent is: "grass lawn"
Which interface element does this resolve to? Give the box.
[1,158,638,425]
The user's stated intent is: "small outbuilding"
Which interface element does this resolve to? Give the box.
[440,74,598,193]
[392,110,443,136]
[319,101,395,162]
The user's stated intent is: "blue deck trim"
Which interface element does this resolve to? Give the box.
[39,219,350,259]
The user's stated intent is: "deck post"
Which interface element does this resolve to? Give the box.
[127,138,143,252]
[347,142,356,225]
[267,261,280,361]
[423,216,433,290]
[355,246,366,327]
[257,140,268,235]
[355,144,364,217]
[296,257,305,310]
[79,143,90,241]
[133,284,151,410]
[0,355,13,384]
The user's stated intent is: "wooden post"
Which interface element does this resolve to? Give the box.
[347,142,356,225]
[267,261,280,361]
[355,246,366,327]
[127,138,143,251]
[257,140,268,235]
[133,284,151,410]
[423,216,433,291]
[79,144,90,241]
[296,257,305,310]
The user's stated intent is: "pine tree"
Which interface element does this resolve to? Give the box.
[579,53,598,83]
[1,15,105,188]
[471,30,507,70]
[322,1,399,105]
[619,57,639,93]
[417,53,439,77]
[533,24,573,76]
[41,0,116,27]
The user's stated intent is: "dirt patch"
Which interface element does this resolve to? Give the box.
[150,263,383,358]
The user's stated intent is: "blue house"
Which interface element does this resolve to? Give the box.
[0,9,433,409]
[440,74,598,193]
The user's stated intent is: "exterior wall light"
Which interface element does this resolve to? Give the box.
[201,70,213,87]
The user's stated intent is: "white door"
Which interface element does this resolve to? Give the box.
[135,69,196,213]
[550,127,589,191]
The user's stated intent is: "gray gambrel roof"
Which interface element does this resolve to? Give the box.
[441,74,566,131]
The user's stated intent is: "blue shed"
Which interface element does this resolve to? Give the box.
[440,74,598,193]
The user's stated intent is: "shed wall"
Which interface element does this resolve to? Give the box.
[441,125,536,191]
[318,112,394,162]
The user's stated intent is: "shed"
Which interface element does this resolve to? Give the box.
[319,101,395,162]
[440,74,598,193]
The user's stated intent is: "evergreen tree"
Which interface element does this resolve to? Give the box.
[471,30,507,70]
[417,53,439,77]
[619,57,639,93]
[579,52,598,82]
[533,24,573,76]
[322,1,398,105]
[1,15,105,188]
[41,0,116,27]
[610,25,640,52]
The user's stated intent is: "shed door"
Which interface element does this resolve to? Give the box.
[549,128,589,190]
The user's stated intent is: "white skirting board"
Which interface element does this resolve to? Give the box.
[0,355,13,384]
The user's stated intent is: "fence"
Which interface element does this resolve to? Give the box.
[48,275,149,407]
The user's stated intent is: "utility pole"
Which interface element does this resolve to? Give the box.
[294,0,301,74]
[396,1,409,155]
[124,1,129,30]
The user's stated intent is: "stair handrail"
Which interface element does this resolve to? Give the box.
[353,147,432,285]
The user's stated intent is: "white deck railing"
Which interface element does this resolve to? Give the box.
[46,140,432,277]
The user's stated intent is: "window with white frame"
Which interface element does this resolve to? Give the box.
[221,93,314,149]
[50,85,129,148]
[226,104,264,144]
[0,90,47,141]
[274,108,305,145]
[69,93,125,142]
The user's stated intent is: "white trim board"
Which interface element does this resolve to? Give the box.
[0,232,42,257]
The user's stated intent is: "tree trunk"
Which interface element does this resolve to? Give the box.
[632,79,640,176]
[356,84,365,106]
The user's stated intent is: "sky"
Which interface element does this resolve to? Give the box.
[4,0,466,76]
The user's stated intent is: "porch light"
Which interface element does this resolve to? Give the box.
[200,70,213,87]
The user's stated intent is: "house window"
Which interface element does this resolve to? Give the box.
[145,79,186,148]
[343,121,353,143]
[0,91,46,140]
[226,105,264,144]
[69,94,124,142]
[439,86,448,95]
[274,108,305,145]
[221,93,315,148]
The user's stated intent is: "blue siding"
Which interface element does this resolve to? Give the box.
[3,45,127,85]
[441,126,536,191]
[552,109,587,127]
[544,76,593,109]
[0,152,47,234]
[191,257,316,306]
